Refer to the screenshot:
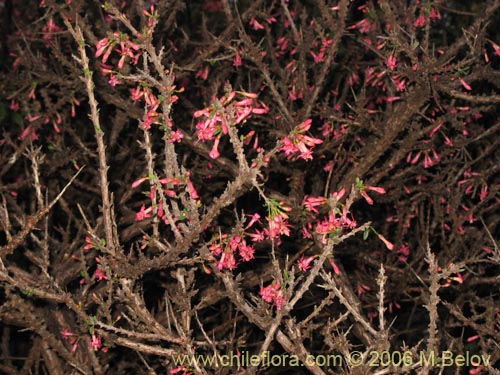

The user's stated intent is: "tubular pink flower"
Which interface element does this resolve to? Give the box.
[378,234,394,250]
[366,186,386,194]
[302,196,327,213]
[245,213,261,228]
[209,138,221,159]
[135,205,153,221]
[131,177,147,188]
[329,259,341,274]
[233,50,242,67]
[95,38,110,57]
[95,267,109,281]
[296,119,312,132]
[90,334,102,351]
[250,17,265,30]
[460,78,472,91]
[61,328,75,340]
[386,55,397,70]
[297,255,315,272]
[360,190,374,205]
[239,242,255,261]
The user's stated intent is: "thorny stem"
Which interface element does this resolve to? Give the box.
[63,16,117,255]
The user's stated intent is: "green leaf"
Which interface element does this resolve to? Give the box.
[363,228,370,240]
[355,177,364,190]
[283,269,290,282]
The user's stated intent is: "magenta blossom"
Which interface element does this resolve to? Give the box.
[297,255,315,272]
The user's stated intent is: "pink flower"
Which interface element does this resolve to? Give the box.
[169,129,184,143]
[279,119,323,161]
[131,177,148,188]
[233,50,242,67]
[217,251,236,270]
[135,205,152,221]
[90,334,102,351]
[280,136,299,156]
[302,196,327,213]
[245,213,261,228]
[84,236,94,251]
[414,13,426,28]
[311,50,325,63]
[460,78,472,91]
[130,86,143,101]
[352,18,376,34]
[329,259,341,275]
[360,190,374,205]
[209,242,223,257]
[315,208,356,244]
[259,284,275,303]
[266,214,291,239]
[398,243,410,262]
[95,37,112,61]
[393,76,406,91]
[248,229,265,242]
[10,100,20,111]
[209,138,221,159]
[171,366,187,374]
[378,234,394,250]
[467,335,480,343]
[429,7,441,20]
[196,66,209,80]
[297,255,315,272]
[186,177,199,200]
[259,281,286,310]
[366,186,386,194]
[95,267,109,281]
[28,115,42,123]
[330,188,346,201]
[229,235,242,251]
[18,126,35,141]
[108,74,121,86]
[239,242,255,261]
[249,17,265,30]
[385,96,401,103]
[273,292,286,310]
[99,63,114,77]
[386,55,397,70]
[452,272,464,284]
[479,183,488,201]
[490,40,500,56]
[61,328,75,340]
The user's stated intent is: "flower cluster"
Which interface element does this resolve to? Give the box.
[194,90,269,159]
[61,329,105,353]
[355,177,386,205]
[259,280,286,310]
[279,119,323,161]
[315,206,357,245]
[297,255,315,272]
[130,83,183,133]
[209,234,255,271]
[263,199,292,241]
[61,328,79,353]
[96,32,141,70]
[299,189,357,244]
[132,175,199,224]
